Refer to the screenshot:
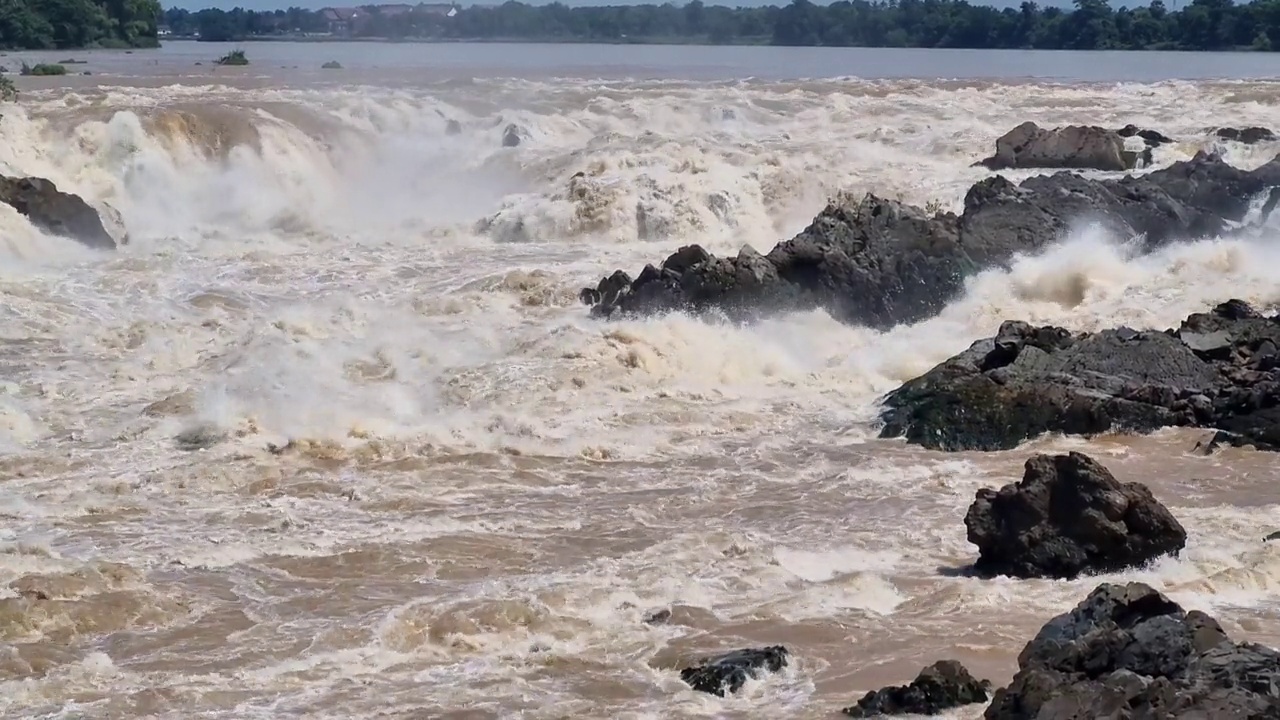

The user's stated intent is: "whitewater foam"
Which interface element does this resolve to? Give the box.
[1,74,1279,719]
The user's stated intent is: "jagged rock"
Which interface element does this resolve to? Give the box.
[1215,126,1277,145]
[445,118,462,135]
[986,582,1280,719]
[579,152,1280,330]
[978,121,1145,171]
[878,299,1280,452]
[964,452,1186,579]
[679,646,789,696]
[843,660,992,717]
[0,175,122,249]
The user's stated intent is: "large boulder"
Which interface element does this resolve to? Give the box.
[878,299,1280,452]
[579,152,1280,330]
[964,452,1186,580]
[978,121,1147,171]
[986,582,1280,719]
[0,175,122,249]
[843,660,992,717]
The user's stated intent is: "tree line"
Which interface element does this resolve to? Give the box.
[2,0,1278,52]
[0,0,162,49]
[163,0,1280,51]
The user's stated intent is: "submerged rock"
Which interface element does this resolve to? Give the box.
[679,645,789,696]
[986,582,1280,719]
[878,299,1280,452]
[965,452,1187,579]
[1215,126,1277,145]
[0,175,122,249]
[843,660,991,717]
[579,152,1280,330]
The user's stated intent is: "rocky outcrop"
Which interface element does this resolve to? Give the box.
[978,121,1169,171]
[579,152,1280,330]
[964,452,1186,579]
[986,582,1280,719]
[0,175,123,249]
[878,299,1280,452]
[1215,126,1277,145]
[843,660,991,717]
[679,646,789,696]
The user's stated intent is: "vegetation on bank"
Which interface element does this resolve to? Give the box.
[0,0,162,49]
[161,0,1280,52]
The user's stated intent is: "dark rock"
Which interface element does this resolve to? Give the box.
[445,119,462,135]
[1215,126,1277,145]
[964,452,1186,579]
[501,123,524,148]
[579,152,1280,330]
[1118,124,1176,147]
[679,646,789,697]
[1264,531,1280,542]
[879,298,1280,452]
[842,659,992,717]
[0,175,122,249]
[986,582,1280,719]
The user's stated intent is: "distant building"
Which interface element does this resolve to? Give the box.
[320,7,362,36]
[417,3,459,17]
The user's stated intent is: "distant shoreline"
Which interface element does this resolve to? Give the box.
[158,36,1261,52]
[162,35,774,47]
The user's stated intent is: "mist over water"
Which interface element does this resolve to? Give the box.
[2,49,1280,718]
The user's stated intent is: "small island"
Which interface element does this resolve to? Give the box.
[158,0,1279,52]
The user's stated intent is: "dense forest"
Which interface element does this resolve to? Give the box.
[161,0,1280,51]
[2,0,1279,51]
[0,0,162,48]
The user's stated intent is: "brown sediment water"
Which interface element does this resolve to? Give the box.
[0,46,1278,718]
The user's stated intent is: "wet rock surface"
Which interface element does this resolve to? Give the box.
[964,452,1186,579]
[579,152,1280,330]
[0,175,123,249]
[978,121,1166,171]
[1215,126,1277,144]
[679,645,789,697]
[843,659,992,717]
[878,299,1280,452]
[986,582,1280,719]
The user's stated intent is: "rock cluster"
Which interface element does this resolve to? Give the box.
[986,582,1280,719]
[579,152,1280,330]
[878,299,1280,452]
